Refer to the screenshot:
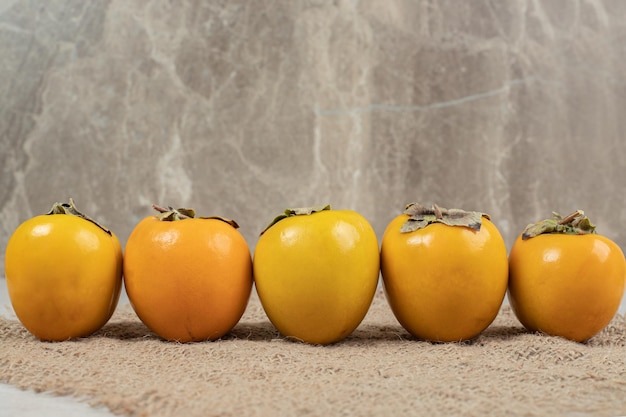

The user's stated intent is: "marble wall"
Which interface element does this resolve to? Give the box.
[2,0,626,272]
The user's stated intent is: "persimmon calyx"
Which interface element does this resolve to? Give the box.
[260,204,331,235]
[400,203,490,233]
[521,210,596,240]
[47,198,112,235]
[152,204,239,228]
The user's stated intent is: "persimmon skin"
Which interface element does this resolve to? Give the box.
[253,209,380,345]
[5,214,123,341]
[508,233,625,342]
[381,214,508,342]
[123,216,253,342]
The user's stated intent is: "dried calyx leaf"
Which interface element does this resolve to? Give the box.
[521,210,596,239]
[47,198,112,235]
[153,204,195,221]
[261,204,331,235]
[152,204,239,228]
[400,203,490,233]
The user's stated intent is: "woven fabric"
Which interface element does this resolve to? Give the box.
[1,291,625,417]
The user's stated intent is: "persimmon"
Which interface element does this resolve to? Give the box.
[253,205,380,345]
[123,205,252,342]
[5,199,123,341]
[380,203,508,342]
[508,210,625,342]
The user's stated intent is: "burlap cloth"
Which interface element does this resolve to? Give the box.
[1,290,625,417]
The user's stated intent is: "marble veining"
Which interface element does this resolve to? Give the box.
[1,0,626,271]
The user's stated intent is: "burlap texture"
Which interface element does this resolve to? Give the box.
[1,290,625,417]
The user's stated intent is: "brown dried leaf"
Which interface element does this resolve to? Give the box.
[400,203,488,233]
[521,210,596,239]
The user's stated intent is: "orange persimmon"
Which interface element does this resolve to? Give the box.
[381,203,508,342]
[123,205,252,342]
[508,210,625,342]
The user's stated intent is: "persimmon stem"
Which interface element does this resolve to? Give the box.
[521,210,596,239]
[400,203,489,233]
[152,204,175,214]
[433,204,443,220]
[261,204,331,235]
[47,198,112,235]
[152,204,195,218]
[558,211,581,225]
[152,205,195,221]
[151,204,239,227]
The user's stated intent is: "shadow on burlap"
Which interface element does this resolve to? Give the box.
[1,290,625,417]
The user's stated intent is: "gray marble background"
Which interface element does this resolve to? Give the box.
[2,0,626,272]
